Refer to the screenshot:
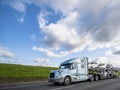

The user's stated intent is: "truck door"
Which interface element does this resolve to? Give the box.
[77,59,88,81]
[69,63,77,80]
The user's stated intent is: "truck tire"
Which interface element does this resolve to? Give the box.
[64,77,71,85]
[95,75,99,81]
[90,76,94,82]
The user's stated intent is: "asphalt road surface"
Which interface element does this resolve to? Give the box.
[0,79,120,90]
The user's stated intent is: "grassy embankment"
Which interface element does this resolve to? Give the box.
[0,63,58,83]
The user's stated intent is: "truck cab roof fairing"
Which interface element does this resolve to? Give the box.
[60,57,88,65]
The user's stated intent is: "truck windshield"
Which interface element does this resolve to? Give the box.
[60,64,70,69]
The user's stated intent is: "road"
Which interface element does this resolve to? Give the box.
[0,79,120,90]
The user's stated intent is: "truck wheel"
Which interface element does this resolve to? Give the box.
[90,76,94,82]
[64,77,71,85]
[95,75,99,81]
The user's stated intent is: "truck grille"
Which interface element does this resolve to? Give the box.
[50,73,55,78]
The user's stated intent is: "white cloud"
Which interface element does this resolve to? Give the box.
[32,46,69,58]
[37,10,49,28]
[38,0,120,54]
[9,0,26,13]
[2,0,32,13]
[1,0,27,23]
[33,58,58,67]
[3,0,120,59]
[17,13,25,23]
[0,46,15,58]
[106,46,120,56]
[92,56,120,68]
[17,16,24,23]
[38,11,92,53]
[28,0,80,15]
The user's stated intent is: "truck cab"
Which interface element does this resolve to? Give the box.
[48,57,89,85]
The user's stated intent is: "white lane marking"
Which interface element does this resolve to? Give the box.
[50,85,74,90]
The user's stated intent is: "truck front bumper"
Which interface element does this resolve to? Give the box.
[48,77,64,84]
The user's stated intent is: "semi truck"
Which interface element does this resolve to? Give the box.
[48,57,115,85]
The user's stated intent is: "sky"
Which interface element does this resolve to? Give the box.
[0,0,120,67]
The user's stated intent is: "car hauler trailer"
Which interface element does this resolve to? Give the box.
[48,57,115,85]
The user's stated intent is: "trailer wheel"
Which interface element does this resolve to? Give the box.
[95,75,99,81]
[64,76,71,85]
[90,76,94,82]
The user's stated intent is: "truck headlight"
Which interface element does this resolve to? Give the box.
[58,76,63,80]
[58,75,63,79]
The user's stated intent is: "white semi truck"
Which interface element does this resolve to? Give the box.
[48,57,115,85]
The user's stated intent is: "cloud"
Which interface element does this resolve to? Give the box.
[33,58,58,67]
[3,0,26,13]
[37,10,49,28]
[38,11,92,53]
[37,0,120,54]
[92,56,120,68]
[27,0,80,15]
[0,46,15,58]
[32,46,69,58]
[106,46,120,56]
[113,50,120,55]
[1,0,27,23]
[10,1,25,12]
[17,16,24,23]
[3,0,120,58]
[16,13,25,23]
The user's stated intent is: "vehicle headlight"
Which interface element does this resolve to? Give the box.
[57,74,63,78]
[58,76,63,80]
